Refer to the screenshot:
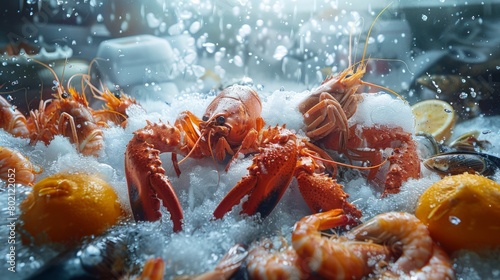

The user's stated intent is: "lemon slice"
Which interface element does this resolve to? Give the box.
[415,173,500,253]
[411,99,456,142]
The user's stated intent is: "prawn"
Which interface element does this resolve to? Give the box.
[347,212,455,279]
[0,94,30,138]
[27,60,104,156]
[0,146,41,185]
[291,209,392,279]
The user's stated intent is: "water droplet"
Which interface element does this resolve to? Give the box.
[459,92,468,99]
[325,54,335,65]
[273,45,288,60]
[203,42,216,54]
[146,13,161,29]
[2,62,7,66]
[26,0,36,4]
[449,216,461,225]
[189,21,201,34]
[377,34,385,43]
[168,22,184,36]
[192,65,206,78]
[6,95,13,101]
[97,14,104,22]
[233,55,244,67]
[422,14,428,21]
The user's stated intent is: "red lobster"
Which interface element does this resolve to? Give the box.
[124,85,361,232]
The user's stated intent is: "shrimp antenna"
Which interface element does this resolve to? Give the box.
[28,57,65,97]
[361,3,393,64]
[304,151,389,172]
[0,87,29,111]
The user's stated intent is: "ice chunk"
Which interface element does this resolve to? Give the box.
[350,92,415,133]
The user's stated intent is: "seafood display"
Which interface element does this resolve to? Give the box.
[1,1,500,280]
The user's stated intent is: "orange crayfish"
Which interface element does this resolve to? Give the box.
[125,85,362,232]
[1,60,141,157]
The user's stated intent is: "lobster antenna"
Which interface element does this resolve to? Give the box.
[177,114,214,166]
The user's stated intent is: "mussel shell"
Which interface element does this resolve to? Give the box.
[423,151,500,176]
[448,130,492,152]
[26,234,131,280]
[415,132,441,159]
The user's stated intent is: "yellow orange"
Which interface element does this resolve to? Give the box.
[415,173,500,253]
[20,172,124,245]
[411,99,456,142]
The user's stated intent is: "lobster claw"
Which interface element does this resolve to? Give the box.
[126,170,184,232]
[125,122,184,232]
[213,126,362,223]
[213,128,298,220]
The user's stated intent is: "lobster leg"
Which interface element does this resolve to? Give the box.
[294,166,362,223]
[359,125,421,197]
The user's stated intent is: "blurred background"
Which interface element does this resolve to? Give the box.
[1,0,500,120]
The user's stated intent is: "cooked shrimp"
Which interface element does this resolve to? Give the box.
[247,237,306,280]
[0,95,30,138]
[348,212,454,279]
[291,209,392,279]
[0,146,41,185]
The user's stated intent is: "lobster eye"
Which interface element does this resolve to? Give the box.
[202,116,209,121]
[216,116,226,125]
[61,92,69,99]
